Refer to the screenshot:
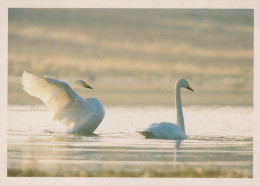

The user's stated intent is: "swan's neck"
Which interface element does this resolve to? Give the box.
[175,85,185,132]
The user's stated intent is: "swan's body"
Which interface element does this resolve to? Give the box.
[21,71,105,134]
[140,122,187,139]
[139,79,193,140]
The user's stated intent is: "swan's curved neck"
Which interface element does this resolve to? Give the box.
[175,84,185,132]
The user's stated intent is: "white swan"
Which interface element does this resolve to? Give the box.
[139,79,194,139]
[21,71,105,134]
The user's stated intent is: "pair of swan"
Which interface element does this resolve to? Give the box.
[21,71,194,139]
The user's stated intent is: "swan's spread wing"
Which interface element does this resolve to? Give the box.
[21,71,81,119]
[140,122,186,139]
[21,71,104,133]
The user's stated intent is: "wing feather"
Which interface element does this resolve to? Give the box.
[21,71,104,133]
[21,71,78,117]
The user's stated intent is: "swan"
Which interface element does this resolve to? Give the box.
[21,71,105,134]
[139,79,194,139]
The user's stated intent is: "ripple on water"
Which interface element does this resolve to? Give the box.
[7,105,253,177]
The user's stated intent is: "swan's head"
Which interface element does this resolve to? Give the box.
[176,79,194,92]
[72,80,93,89]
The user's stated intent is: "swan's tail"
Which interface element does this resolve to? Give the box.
[138,131,155,139]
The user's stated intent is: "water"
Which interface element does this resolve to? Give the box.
[7,105,253,177]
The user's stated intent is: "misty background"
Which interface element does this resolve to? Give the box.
[8,9,253,105]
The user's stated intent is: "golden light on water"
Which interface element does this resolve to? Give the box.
[7,9,253,178]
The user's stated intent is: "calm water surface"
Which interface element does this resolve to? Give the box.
[7,105,253,177]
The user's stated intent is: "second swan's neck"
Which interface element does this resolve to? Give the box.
[175,84,185,132]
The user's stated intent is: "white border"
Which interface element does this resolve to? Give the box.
[1,0,259,185]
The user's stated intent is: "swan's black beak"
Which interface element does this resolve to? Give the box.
[187,84,194,92]
[87,85,93,89]
[82,82,93,89]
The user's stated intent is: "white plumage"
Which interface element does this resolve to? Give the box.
[139,79,194,140]
[140,122,187,139]
[21,71,105,134]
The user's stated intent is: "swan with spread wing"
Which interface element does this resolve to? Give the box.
[21,71,105,134]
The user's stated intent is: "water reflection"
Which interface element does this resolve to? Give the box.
[7,105,253,177]
[8,130,253,177]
